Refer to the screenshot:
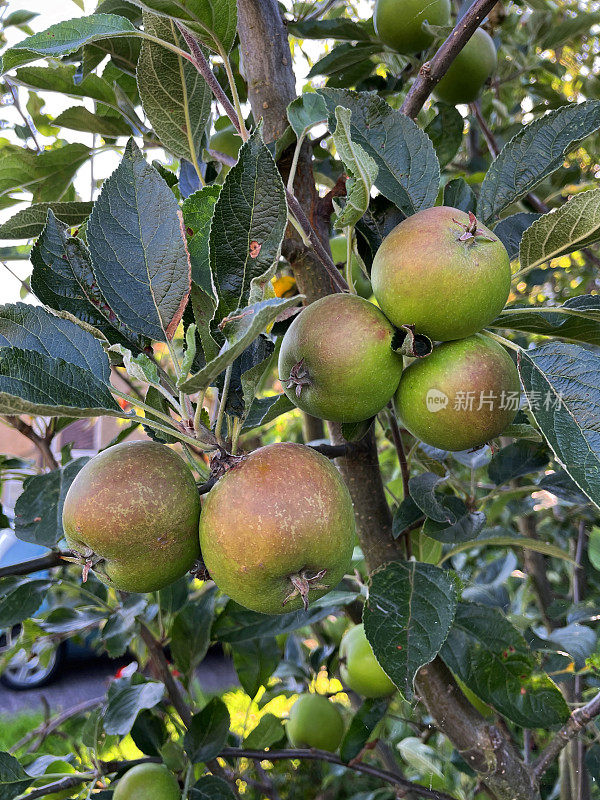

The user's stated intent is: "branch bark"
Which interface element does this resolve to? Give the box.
[0,551,68,579]
[400,0,501,119]
[3,415,58,470]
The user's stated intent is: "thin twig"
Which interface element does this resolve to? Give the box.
[5,78,42,152]
[400,0,501,119]
[533,691,600,779]
[139,622,193,727]
[10,698,103,754]
[0,551,68,579]
[220,747,459,800]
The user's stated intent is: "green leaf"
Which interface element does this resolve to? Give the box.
[103,679,165,735]
[210,127,288,326]
[477,102,600,223]
[331,105,378,229]
[589,527,600,571]
[101,596,146,658]
[131,710,169,757]
[424,103,464,169]
[138,13,212,163]
[0,349,121,418]
[242,393,296,432]
[213,592,357,643]
[191,776,236,800]
[14,458,89,547]
[0,201,93,240]
[13,65,116,104]
[493,296,600,346]
[488,441,549,485]
[184,698,230,763]
[243,714,285,750]
[318,88,440,217]
[408,472,451,523]
[0,303,111,380]
[441,603,569,727]
[494,212,541,260]
[109,345,160,386]
[392,497,423,538]
[518,342,600,509]
[439,529,576,565]
[520,188,600,271]
[53,106,132,137]
[0,751,33,800]
[286,93,328,140]
[422,496,486,544]
[0,143,90,202]
[31,211,149,353]
[443,177,476,214]
[170,587,217,675]
[232,636,280,698]
[0,579,52,627]
[179,296,300,393]
[363,562,458,698]
[339,698,388,763]
[126,0,237,53]
[87,139,191,342]
[183,185,220,293]
[0,14,139,74]
[288,17,373,41]
[306,42,380,80]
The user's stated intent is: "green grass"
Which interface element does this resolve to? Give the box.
[0,711,44,752]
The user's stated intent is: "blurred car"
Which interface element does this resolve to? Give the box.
[0,527,108,690]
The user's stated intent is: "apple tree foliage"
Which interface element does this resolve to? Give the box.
[0,1,599,799]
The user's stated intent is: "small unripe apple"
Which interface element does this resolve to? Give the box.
[374,0,451,54]
[209,126,242,160]
[395,334,520,451]
[287,694,345,752]
[434,28,497,105]
[113,763,180,800]
[371,206,510,342]
[63,441,200,593]
[340,624,396,698]
[199,443,355,614]
[329,234,372,299]
[278,294,403,423]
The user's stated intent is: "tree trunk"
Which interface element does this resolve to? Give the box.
[236,3,538,797]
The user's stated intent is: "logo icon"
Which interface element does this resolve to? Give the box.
[426,388,449,413]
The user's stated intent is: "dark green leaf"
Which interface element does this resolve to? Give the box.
[422,496,486,544]
[171,587,217,675]
[441,602,569,727]
[287,17,373,41]
[53,106,132,136]
[307,42,380,80]
[14,458,88,547]
[191,776,235,800]
[477,102,600,222]
[242,393,296,431]
[408,472,451,523]
[243,714,286,750]
[31,211,149,352]
[0,303,110,380]
[0,752,32,800]
[210,127,287,325]
[287,93,328,139]
[0,143,90,202]
[425,104,464,168]
[0,579,51,627]
[488,441,549,485]
[318,88,440,217]
[443,178,476,213]
[0,201,93,240]
[130,710,169,757]
[0,349,120,418]
[232,636,280,698]
[213,592,357,643]
[138,13,212,162]
[0,14,138,73]
[494,213,541,260]
[87,139,190,342]
[184,698,230,763]
[363,562,458,697]
[103,679,165,735]
[339,698,388,763]
[182,185,221,293]
[100,595,146,657]
[392,497,423,539]
[518,342,600,508]
[126,0,237,53]
[14,65,115,104]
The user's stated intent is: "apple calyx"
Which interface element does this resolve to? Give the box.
[453,212,496,243]
[283,568,329,611]
[284,359,312,398]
